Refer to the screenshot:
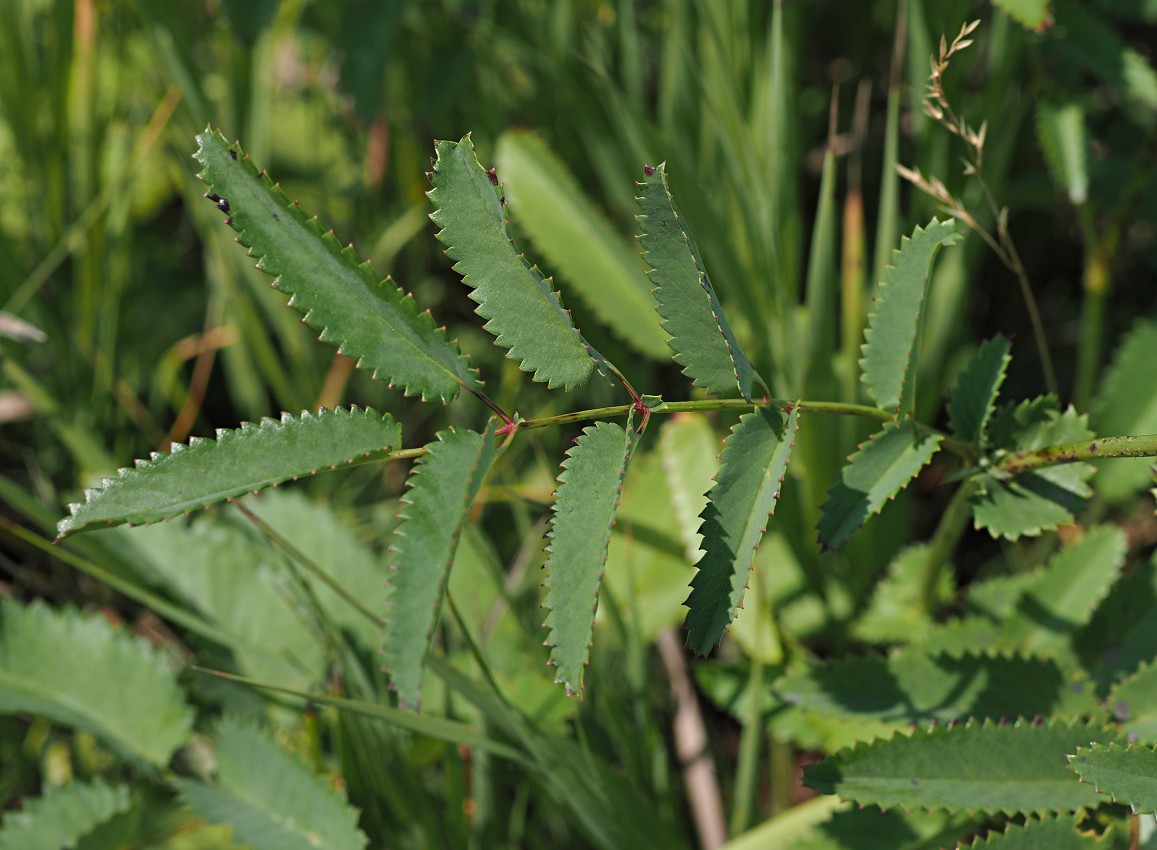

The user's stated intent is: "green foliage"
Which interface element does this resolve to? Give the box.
[637,163,769,403]
[543,414,641,695]
[0,779,132,850]
[1068,743,1157,813]
[958,815,1103,850]
[0,599,192,766]
[1093,318,1157,500]
[176,716,368,850]
[684,406,799,654]
[383,421,502,709]
[803,720,1119,814]
[194,129,477,402]
[429,135,600,390]
[818,420,942,550]
[57,407,402,537]
[948,337,1012,446]
[1036,101,1089,205]
[859,219,962,413]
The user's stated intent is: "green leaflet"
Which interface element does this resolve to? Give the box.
[57,407,402,538]
[852,544,955,645]
[993,0,1055,31]
[1108,660,1157,743]
[637,163,769,403]
[948,337,1012,446]
[658,413,720,563]
[543,413,641,696]
[1036,101,1089,204]
[860,218,962,413]
[0,599,192,766]
[0,779,132,850]
[194,129,476,402]
[817,420,942,551]
[957,815,1101,850]
[804,720,1121,814]
[683,405,800,655]
[1093,318,1157,501]
[773,649,1095,726]
[176,717,367,850]
[495,131,667,359]
[972,401,1096,540]
[429,135,598,391]
[1057,0,1157,114]
[1069,743,1157,813]
[383,420,501,710]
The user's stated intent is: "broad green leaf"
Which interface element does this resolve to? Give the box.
[194,129,476,401]
[1036,101,1089,204]
[999,525,1126,653]
[429,135,597,390]
[638,163,769,403]
[956,814,1104,850]
[176,717,367,850]
[804,720,1120,813]
[1093,318,1157,501]
[543,413,641,696]
[948,337,1013,445]
[57,407,402,537]
[0,779,132,850]
[817,420,942,550]
[495,131,667,359]
[972,402,1096,540]
[1107,660,1157,743]
[1069,743,1157,813]
[852,544,954,644]
[1057,0,1157,114]
[994,0,1055,31]
[774,649,1094,726]
[0,599,192,766]
[860,218,962,412]
[684,405,800,654]
[383,420,501,709]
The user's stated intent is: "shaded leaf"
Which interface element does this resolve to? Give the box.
[383,421,502,709]
[1106,659,1157,743]
[860,218,962,413]
[852,544,955,644]
[176,717,367,850]
[804,720,1120,814]
[543,413,641,696]
[58,407,402,537]
[683,406,799,654]
[774,649,1095,726]
[1068,742,1157,813]
[0,779,132,850]
[948,337,1012,446]
[194,129,475,401]
[765,805,978,850]
[955,814,1104,849]
[1056,0,1157,114]
[1093,318,1157,501]
[638,163,769,402]
[658,413,722,563]
[1036,101,1089,204]
[994,0,1055,31]
[495,131,667,359]
[818,420,942,550]
[429,135,597,390]
[0,599,192,766]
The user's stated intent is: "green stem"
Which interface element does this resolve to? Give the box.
[995,434,1157,475]
[919,478,977,615]
[730,657,764,835]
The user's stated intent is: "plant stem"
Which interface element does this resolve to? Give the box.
[919,478,977,615]
[730,656,764,835]
[994,434,1157,475]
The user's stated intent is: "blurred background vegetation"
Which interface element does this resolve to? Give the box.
[2,0,1157,847]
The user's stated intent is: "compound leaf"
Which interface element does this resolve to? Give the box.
[860,218,962,413]
[543,414,641,696]
[176,717,367,850]
[429,135,598,390]
[0,779,132,850]
[683,405,799,654]
[804,720,1120,814]
[638,163,769,403]
[384,421,502,709]
[1068,743,1157,813]
[948,337,1013,445]
[495,131,667,359]
[194,129,476,401]
[1093,318,1157,501]
[58,407,402,537]
[0,599,192,766]
[818,420,942,550]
